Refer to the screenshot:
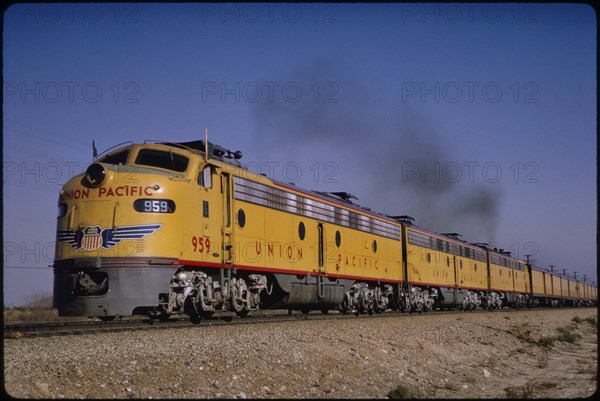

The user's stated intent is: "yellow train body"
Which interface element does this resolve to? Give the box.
[531,268,545,296]
[528,266,598,307]
[404,227,488,291]
[53,140,596,318]
[229,175,403,283]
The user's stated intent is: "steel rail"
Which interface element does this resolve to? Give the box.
[3,306,587,339]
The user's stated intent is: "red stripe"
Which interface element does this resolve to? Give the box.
[410,281,489,291]
[179,259,227,269]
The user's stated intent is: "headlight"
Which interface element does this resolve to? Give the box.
[81,163,106,188]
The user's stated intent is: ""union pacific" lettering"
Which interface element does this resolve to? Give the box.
[62,186,155,200]
[98,186,154,197]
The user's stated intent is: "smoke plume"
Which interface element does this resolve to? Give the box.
[249,59,502,243]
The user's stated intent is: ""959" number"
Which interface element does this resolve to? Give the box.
[192,236,211,253]
[134,199,175,213]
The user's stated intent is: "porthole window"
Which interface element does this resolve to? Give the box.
[372,239,377,253]
[298,222,306,240]
[237,209,246,228]
[335,231,341,247]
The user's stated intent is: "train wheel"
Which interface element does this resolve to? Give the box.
[321,308,329,314]
[99,316,116,322]
[236,309,249,318]
[339,294,351,315]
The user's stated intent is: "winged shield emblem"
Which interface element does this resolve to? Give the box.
[57,224,163,251]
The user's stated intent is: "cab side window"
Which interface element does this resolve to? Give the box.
[198,165,213,188]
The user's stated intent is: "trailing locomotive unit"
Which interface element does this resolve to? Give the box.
[400,225,530,311]
[53,139,596,319]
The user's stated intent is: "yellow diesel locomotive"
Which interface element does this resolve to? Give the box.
[53,139,596,319]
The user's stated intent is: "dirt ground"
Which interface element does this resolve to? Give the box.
[3,308,597,398]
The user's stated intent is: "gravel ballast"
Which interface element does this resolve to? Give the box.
[4,308,597,398]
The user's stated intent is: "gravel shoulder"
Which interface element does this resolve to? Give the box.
[3,308,597,399]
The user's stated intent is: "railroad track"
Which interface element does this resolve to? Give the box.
[2,309,418,338]
[2,309,344,338]
[4,306,579,338]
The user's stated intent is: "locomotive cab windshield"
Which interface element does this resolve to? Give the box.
[135,148,189,172]
[98,149,129,165]
[97,146,191,174]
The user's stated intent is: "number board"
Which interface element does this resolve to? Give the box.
[133,199,176,213]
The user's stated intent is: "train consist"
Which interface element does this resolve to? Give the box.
[53,139,596,320]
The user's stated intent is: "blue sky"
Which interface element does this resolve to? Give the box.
[3,3,596,306]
